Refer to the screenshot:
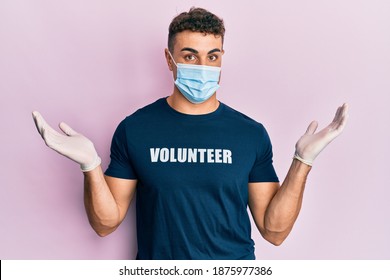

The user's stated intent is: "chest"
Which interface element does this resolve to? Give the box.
[128,122,257,192]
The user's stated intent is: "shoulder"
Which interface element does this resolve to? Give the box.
[221,102,268,133]
[110,98,167,137]
[121,98,167,125]
[130,98,166,118]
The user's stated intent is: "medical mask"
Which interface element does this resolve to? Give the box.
[168,52,221,104]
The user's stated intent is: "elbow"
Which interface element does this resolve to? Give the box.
[95,231,107,237]
[262,229,288,246]
[267,237,285,246]
[94,226,117,237]
[95,229,111,237]
[90,219,119,237]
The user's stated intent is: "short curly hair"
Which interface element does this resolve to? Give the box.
[168,7,225,53]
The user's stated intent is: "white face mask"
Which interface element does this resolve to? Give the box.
[169,51,221,104]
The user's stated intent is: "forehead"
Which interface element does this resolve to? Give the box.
[173,30,223,53]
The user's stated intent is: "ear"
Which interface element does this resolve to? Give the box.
[164,48,174,71]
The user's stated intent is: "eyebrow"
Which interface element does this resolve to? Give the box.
[180,47,222,54]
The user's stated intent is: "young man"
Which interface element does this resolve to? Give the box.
[32,8,348,259]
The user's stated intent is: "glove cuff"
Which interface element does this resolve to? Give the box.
[293,153,313,166]
[80,154,102,172]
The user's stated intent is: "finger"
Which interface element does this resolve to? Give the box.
[305,120,318,135]
[32,111,50,135]
[32,111,62,139]
[41,124,67,150]
[332,103,348,125]
[335,103,349,131]
[341,103,349,118]
[332,106,342,124]
[59,122,78,136]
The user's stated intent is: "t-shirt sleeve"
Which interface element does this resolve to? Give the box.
[248,125,279,183]
[104,119,138,180]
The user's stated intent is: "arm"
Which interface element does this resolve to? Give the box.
[248,160,310,246]
[84,169,137,237]
[249,103,349,246]
[32,111,136,236]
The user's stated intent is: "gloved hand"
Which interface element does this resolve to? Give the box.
[32,111,101,172]
[294,103,349,166]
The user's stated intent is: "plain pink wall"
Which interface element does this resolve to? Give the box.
[1,0,389,259]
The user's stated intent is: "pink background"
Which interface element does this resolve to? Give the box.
[1,0,389,259]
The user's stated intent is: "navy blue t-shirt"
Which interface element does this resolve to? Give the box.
[105,98,279,260]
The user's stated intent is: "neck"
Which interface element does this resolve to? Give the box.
[167,88,219,115]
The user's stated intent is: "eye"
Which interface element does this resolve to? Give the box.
[208,54,218,62]
[184,54,197,61]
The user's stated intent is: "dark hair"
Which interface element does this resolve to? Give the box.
[168,7,225,53]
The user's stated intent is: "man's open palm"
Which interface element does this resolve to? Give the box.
[295,103,349,165]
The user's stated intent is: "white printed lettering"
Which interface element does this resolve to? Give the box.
[223,150,232,164]
[170,148,177,162]
[177,148,187,163]
[198,149,206,163]
[149,148,232,164]
[160,148,169,162]
[188,149,197,162]
[215,149,222,163]
[207,149,214,163]
[150,148,160,162]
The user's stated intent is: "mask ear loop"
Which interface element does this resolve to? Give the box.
[168,51,178,67]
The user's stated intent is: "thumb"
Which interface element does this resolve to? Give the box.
[305,121,318,135]
[59,122,78,136]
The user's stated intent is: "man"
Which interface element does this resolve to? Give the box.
[32,7,348,259]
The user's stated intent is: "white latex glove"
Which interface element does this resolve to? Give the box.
[294,103,349,166]
[32,111,101,172]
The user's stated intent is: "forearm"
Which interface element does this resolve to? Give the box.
[264,159,311,240]
[83,166,120,236]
